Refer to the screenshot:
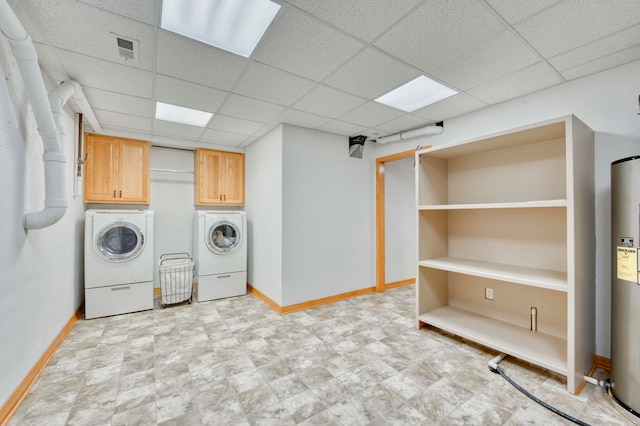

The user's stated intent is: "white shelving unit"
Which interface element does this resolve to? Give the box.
[415,115,595,394]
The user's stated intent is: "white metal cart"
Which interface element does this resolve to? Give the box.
[159,253,195,308]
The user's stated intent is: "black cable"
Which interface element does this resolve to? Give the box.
[605,378,640,419]
[489,364,591,426]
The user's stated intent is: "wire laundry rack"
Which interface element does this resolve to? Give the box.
[158,252,196,308]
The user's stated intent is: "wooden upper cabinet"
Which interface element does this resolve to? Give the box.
[195,148,244,205]
[84,133,150,204]
[222,152,245,205]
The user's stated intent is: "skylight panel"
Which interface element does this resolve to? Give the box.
[155,102,213,127]
[161,0,281,58]
[375,76,457,112]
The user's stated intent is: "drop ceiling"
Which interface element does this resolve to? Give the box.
[7,0,640,149]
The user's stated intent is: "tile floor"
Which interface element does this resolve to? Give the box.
[8,285,633,425]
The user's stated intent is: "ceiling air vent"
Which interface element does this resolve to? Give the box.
[111,33,138,62]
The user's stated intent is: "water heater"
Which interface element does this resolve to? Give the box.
[611,155,640,418]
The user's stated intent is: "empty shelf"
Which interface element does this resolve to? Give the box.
[418,306,567,375]
[418,257,567,292]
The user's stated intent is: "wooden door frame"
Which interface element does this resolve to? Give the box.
[375,148,429,292]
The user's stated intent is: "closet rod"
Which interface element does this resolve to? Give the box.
[150,168,195,174]
[151,144,194,152]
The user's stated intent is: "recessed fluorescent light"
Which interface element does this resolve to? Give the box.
[375,76,457,112]
[155,102,213,127]
[161,0,281,58]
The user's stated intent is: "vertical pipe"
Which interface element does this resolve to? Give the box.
[0,1,99,229]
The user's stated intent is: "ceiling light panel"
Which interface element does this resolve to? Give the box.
[161,0,281,58]
[375,76,457,112]
[155,102,213,127]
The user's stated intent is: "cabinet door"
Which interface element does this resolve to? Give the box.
[119,139,150,203]
[195,148,223,204]
[221,152,244,205]
[84,133,150,204]
[84,134,119,202]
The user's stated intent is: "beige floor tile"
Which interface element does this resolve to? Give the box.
[6,286,632,425]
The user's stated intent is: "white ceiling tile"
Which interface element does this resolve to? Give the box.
[338,101,405,128]
[94,109,151,132]
[292,85,365,118]
[56,50,153,98]
[468,62,563,104]
[318,120,368,137]
[154,120,206,140]
[252,124,280,138]
[9,0,640,149]
[33,43,69,83]
[155,74,229,114]
[18,0,155,71]
[374,0,505,71]
[282,0,422,42]
[358,128,387,139]
[515,0,640,58]
[240,136,258,147]
[83,87,152,118]
[156,30,248,92]
[7,0,47,43]
[276,109,332,129]
[429,30,541,91]
[325,48,422,99]
[374,114,435,134]
[549,24,640,71]
[253,7,364,81]
[200,129,251,147]
[219,95,286,123]
[413,93,488,121]
[560,46,640,81]
[234,62,316,107]
[96,126,153,142]
[485,0,561,24]
[77,0,159,25]
[210,115,264,136]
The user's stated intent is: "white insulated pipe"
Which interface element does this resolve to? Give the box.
[375,122,444,144]
[0,0,99,229]
[66,80,101,134]
[488,353,507,371]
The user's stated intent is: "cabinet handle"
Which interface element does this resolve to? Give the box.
[224,194,226,201]
[111,286,131,291]
[219,194,222,201]
[113,190,116,198]
[119,190,122,198]
[217,275,231,279]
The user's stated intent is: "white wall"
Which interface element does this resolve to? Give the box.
[281,125,374,306]
[149,146,195,285]
[384,156,416,283]
[245,126,283,304]
[371,60,640,358]
[0,37,84,408]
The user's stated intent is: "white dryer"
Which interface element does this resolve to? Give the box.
[84,210,154,319]
[193,210,247,302]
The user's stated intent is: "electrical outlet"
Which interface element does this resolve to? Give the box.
[485,287,494,300]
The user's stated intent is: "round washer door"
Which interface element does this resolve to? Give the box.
[206,221,241,254]
[95,221,145,262]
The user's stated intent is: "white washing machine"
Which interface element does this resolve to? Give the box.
[84,209,154,319]
[193,210,247,302]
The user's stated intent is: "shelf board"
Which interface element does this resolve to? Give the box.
[415,119,566,159]
[418,306,567,375]
[418,257,567,292]
[418,200,567,210]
